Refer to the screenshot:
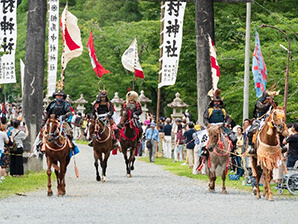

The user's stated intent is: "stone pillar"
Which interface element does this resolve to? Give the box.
[139,90,152,123]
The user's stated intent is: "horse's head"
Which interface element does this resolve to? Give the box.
[87,117,106,140]
[45,114,59,143]
[120,108,134,128]
[207,125,221,150]
[267,107,288,136]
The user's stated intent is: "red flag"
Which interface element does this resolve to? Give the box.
[208,35,220,91]
[87,31,111,78]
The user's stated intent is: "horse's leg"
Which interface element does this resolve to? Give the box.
[131,146,136,170]
[94,155,101,182]
[123,149,131,178]
[101,150,111,183]
[263,167,273,201]
[251,156,261,199]
[53,161,62,196]
[267,169,274,201]
[221,164,227,194]
[46,156,53,196]
[60,158,68,196]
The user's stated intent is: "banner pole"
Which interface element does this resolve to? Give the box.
[156,1,164,126]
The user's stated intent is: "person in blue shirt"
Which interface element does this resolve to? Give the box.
[184,122,196,169]
[145,123,159,163]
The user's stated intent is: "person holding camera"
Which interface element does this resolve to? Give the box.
[145,123,159,163]
[10,120,29,177]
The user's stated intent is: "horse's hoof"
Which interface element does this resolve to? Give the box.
[222,190,227,194]
[208,188,215,192]
[47,191,53,196]
[57,193,64,197]
[96,176,101,182]
[126,174,131,178]
[131,166,134,171]
[268,196,274,201]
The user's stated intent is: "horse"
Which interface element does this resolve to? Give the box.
[251,106,288,201]
[44,114,71,196]
[87,115,113,182]
[204,125,231,193]
[119,108,139,178]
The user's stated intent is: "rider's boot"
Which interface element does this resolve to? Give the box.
[112,139,118,149]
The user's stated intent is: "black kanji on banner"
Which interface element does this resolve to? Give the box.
[166,1,182,17]
[1,0,15,13]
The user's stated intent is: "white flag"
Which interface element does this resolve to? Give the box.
[60,5,83,69]
[208,35,220,91]
[159,1,186,88]
[121,38,144,79]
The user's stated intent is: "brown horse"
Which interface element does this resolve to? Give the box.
[119,108,139,178]
[204,125,231,193]
[88,117,113,182]
[251,106,288,201]
[44,114,71,196]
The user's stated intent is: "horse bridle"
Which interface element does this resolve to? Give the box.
[268,109,285,133]
[46,120,64,148]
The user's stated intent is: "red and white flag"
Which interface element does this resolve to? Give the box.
[208,35,220,91]
[87,31,111,78]
[121,38,144,79]
[60,5,83,69]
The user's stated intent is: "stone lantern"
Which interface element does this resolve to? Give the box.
[139,90,152,123]
[16,94,22,107]
[75,94,88,115]
[111,92,124,118]
[167,92,188,120]
[65,94,73,104]
[43,95,51,110]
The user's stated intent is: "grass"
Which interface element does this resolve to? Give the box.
[75,139,88,145]
[0,171,48,199]
[138,157,296,197]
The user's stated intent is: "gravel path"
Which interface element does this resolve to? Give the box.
[0,143,297,224]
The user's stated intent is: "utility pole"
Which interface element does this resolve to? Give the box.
[23,0,47,165]
[243,2,251,121]
[195,0,214,125]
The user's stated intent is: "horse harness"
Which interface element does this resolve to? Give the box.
[45,119,70,151]
[94,118,112,143]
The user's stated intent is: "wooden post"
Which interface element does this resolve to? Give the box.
[23,0,47,170]
[195,0,214,125]
[156,1,164,125]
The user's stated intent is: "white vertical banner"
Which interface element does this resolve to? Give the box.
[0,0,17,84]
[20,58,25,97]
[47,0,59,96]
[158,1,186,88]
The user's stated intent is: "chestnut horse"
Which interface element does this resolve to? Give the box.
[88,116,113,182]
[204,125,231,193]
[251,106,288,201]
[119,108,139,178]
[44,114,71,196]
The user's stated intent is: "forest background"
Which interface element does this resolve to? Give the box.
[2,0,298,124]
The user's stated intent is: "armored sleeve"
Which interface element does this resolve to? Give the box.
[133,102,142,116]
[108,102,114,117]
[64,102,72,114]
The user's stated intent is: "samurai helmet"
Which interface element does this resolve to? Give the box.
[96,90,109,102]
[126,91,139,103]
[52,89,66,100]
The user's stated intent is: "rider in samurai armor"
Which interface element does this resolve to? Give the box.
[246,90,279,154]
[41,89,73,151]
[203,89,232,134]
[119,90,143,138]
[88,90,118,148]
